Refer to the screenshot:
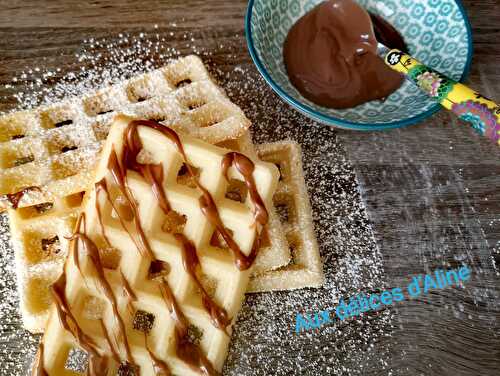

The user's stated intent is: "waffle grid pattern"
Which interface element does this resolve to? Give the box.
[0,55,250,208]
[1,55,255,333]
[214,135,290,276]
[40,118,279,375]
[11,133,291,334]
[248,141,324,292]
[3,56,323,334]
[9,194,84,332]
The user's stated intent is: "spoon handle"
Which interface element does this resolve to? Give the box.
[385,49,500,145]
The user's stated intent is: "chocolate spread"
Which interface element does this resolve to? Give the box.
[283,0,404,109]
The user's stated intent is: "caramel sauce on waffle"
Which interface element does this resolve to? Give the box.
[99,318,121,363]
[1,186,41,209]
[51,271,110,376]
[72,231,136,366]
[34,119,271,375]
[174,232,231,332]
[120,270,138,315]
[32,343,48,376]
[144,334,171,376]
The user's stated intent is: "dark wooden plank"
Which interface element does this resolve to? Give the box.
[337,1,500,374]
[0,0,247,28]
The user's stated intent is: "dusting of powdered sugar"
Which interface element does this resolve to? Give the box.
[0,29,392,376]
[217,66,392,375]
[0,213,40,376]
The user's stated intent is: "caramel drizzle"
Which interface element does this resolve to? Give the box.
[69,228,136,367]
[144,334,171,376]
[96,170,169,376]
[99,318,120,363]
[95,175,177,375]
[96,178,149,260]
[35,216,116,375]
[123,120,231,332]
[219,152,269,270]
[31,343,48,376]
[125,120,269,271]
[1,186,41,209]
[94,134,217,374]
[174,233,231,332]
[51,272,109,376]
[120,269,137,315]
[106,150,157,260]
[158,279,218,376]
[71,214,85,275]
[221,152,268,225]
[199,191,260,271]
[95,191,113,249]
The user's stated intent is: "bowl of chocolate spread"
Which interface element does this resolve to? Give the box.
[245,0,473,130]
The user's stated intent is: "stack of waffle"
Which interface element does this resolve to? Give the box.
[0,56,324,374]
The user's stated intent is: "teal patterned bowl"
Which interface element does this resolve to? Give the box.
[245,0,473,130]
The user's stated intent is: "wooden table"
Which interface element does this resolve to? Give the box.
[0,1,499,375]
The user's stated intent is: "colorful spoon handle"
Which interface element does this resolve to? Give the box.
[384,49,500,145]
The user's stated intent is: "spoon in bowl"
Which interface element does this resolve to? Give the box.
[371,13,500,145]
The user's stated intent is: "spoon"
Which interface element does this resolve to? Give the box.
[380,45,500,145]
[370,13,500,145]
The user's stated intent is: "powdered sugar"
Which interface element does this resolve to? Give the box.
[0,30,391,375]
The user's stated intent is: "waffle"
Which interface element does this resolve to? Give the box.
[0,55,289,333]
[0,55,250,210]
[10,133,291,334]
[247,141,324,292]
[214,136,290,276]
[9,194,84,332]
[33,116,279,375]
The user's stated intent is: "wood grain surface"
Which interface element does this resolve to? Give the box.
[0,1,499,375]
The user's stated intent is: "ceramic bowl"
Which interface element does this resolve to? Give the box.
[245,0,473,130]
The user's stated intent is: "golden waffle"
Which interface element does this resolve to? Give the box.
[10,133,291,333]
[214,135,290,276]
[33,116,279,375]
[0,55,288,333]
[248,141,324,292]
[9,194,84,332]
[0,55,250,209]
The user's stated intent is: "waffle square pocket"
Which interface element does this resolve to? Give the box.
[32,116,279,375]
